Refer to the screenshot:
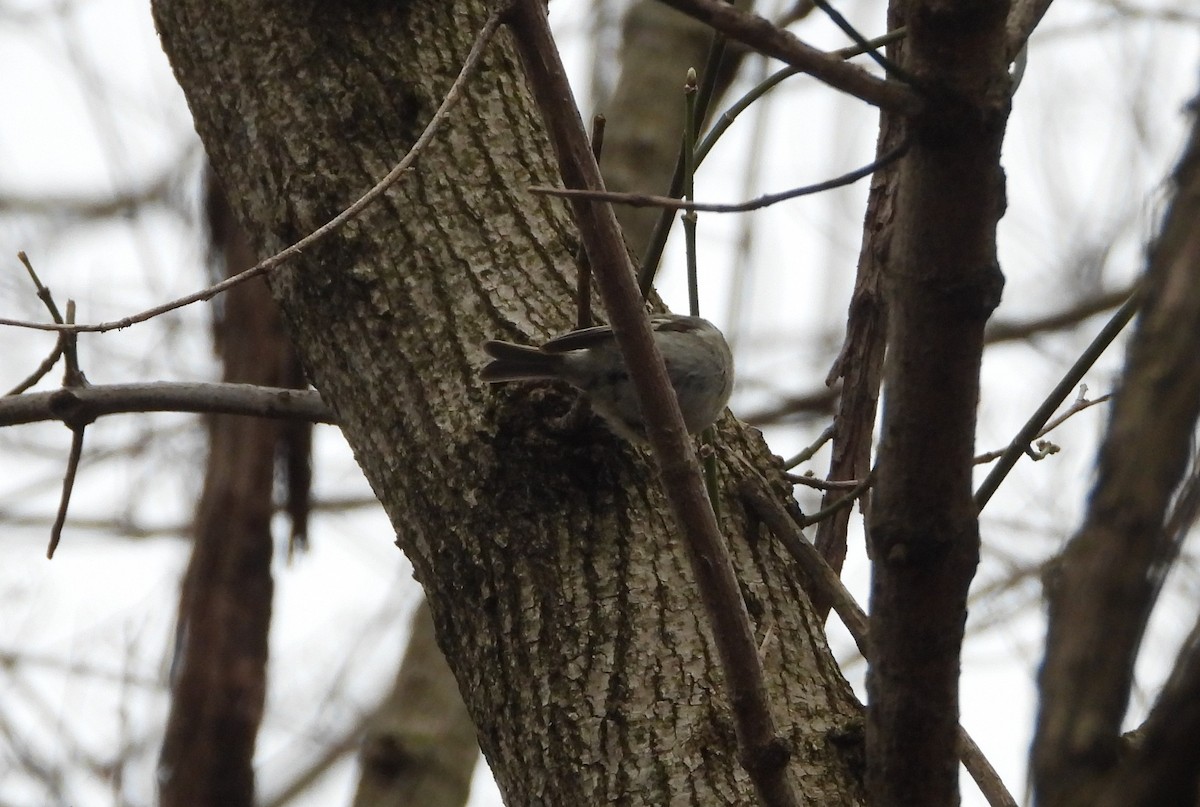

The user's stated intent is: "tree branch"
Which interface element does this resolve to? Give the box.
[984,285,1133,344]
[529,137,909,213]
[1006,0,1056,59]
[652,0,921,112]
[1098,616,1200,807]
[502,1,797,804]
[739,482,1018,807]
[0,383,335,427]
[974,289,1141,510]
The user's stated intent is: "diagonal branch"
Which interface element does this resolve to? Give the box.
[1006,0,1056,59]
[653,0,921,112]
[501,1,798,805]
[738,481,1018,807]
[974,288,1141,510]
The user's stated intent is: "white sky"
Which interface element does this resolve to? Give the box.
[0,0,1198,805]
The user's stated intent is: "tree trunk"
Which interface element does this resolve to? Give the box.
[866,0,1010,803]
[353,600,478,807]
[158,171,289,807]
[150,2,863,803]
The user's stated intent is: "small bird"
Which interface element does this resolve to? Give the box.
[481,314,734,442]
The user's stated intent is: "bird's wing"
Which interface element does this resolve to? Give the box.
[540,323,617,353]
[540,315,684,353]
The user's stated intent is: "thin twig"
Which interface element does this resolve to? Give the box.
[637,10,735,296]
[533,138,909,212]
[739,481,869,651]
[786,473,863,491]
[680,66,723,520]
[973,391,1112,464]
[637,26,907,294]
[7,252,68,394]
[782,424,834,470]
[0,12,504,336]
[6,343,66,396]
[17,251,66,324]
[575,114,606,329]
[46,425,84,559]
[46,301,89,559]
[695,28,907,166]
[799,471,873,527]
[809,0,910,81]
[974,286,1142,510]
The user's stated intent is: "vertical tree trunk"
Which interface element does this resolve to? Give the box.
[159,172,293,807]
[353,601,478,807]
[866,0,1010,803]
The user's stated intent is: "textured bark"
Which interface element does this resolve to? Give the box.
[812,110,900,587]
[1033,97,1200,807]
[865,0,1011,804]
[353,600,478,807]
[158,173,292,807]
[150,2,863,804]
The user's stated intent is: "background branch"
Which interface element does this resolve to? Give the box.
[1033,96,1200,807]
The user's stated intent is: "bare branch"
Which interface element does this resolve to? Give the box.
[739,482,1019,807]
[984,285,1133,344]
[5,342,65,396]
[1006,0,1056,58]
[747,285,1136,428]
[46,426,85,560]
[782,424,833,470]
[975,289,1140,510]
[0,382,335,428]
[786,473,862,491]
[6,252,68,394]
[529,138,909,212]
[800,472,873,528]
[652,0,920,112]
[503,1,797,804]
[973,392,1112,465]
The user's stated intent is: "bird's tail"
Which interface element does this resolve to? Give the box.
[480,340,564,382]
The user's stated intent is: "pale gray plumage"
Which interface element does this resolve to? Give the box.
[481,314,733,442]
